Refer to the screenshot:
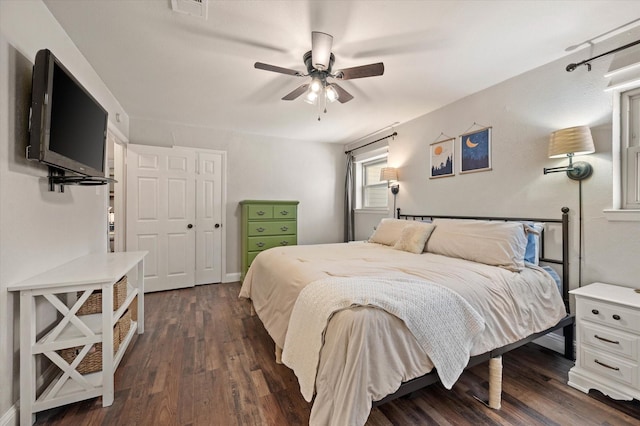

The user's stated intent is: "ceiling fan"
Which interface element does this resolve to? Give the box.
[254,31,384,118]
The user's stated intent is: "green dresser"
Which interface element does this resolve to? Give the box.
[240,200,299,279]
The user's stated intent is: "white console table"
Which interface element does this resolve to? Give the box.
[8,251,147,426]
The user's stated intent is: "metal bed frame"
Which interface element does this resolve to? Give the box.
[373,207,575,406]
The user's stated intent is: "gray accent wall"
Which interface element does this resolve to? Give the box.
[382,27,640,291]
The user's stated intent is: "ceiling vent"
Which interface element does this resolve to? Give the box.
[171,0,208,19]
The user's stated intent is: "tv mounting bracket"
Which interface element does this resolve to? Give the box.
[48,166,116,193]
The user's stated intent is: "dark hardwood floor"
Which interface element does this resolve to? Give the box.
[37,282,640,425]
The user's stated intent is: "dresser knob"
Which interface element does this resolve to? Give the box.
[256,242,265,248]
[256,227,265,232]
[280,211,289,215]
[281,226,288,231]
[612,314,621,320]
[256,211,265,216]
[591,309,599,315]
[280,241,289,246]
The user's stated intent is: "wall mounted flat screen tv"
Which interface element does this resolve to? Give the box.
[28,49,108,177]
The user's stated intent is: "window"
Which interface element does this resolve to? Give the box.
[621,88,640,209]
[604,56,640,221]
[362,158,388,208]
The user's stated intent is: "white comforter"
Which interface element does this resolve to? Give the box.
[239,242,566,425]
[283,276,485,401]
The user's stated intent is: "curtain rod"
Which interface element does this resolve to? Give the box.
[345,132,397,154]
[566,38,640,72]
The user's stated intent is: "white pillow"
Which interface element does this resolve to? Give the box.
[393,223,436,254]
[426,219,528,271]
[368,218,410,246]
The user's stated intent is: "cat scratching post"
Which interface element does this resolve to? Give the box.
[488,356,503,409]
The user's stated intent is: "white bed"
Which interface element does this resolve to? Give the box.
[239,211,573,425]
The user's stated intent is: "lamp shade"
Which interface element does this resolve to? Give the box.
[380,167,398,182]
[548,126,595,158]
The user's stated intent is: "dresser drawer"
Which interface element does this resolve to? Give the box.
[580,346,637,388]
[247,251,261,269]
[247,205,273,220]
[581,322,638,361]
[247,221,295,236]
[578,298,640,334]
[274,205,296,219]
[247,235,297,251]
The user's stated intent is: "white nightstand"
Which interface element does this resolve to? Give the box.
[568,282,640,401]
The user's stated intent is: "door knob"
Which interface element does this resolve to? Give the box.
[187,224,193,229]
[215,223,221,228]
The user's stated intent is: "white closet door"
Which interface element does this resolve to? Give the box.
[195,152,223,284]
[126,145,196,292]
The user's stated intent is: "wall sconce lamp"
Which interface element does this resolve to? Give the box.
[380,167,399,193]
[380,167,400,213]
[543,126,595,180]
[543,125,595,288]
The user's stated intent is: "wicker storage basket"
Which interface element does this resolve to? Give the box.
[59,327,120,374]
[77,276,127,315]
[118,309,132,343]
[130,295,138,322]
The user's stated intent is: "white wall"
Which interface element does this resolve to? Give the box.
[130,119,345,276]
[384,27,640,291]
[0,1,129,421]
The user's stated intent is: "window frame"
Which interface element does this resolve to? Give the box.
[353,151,389,211]
[621,88,640,209]
[604,86,640,221]
[361,157,388,209]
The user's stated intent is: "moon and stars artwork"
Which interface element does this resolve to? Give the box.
[430,138,454,178]
[460,127,491,173]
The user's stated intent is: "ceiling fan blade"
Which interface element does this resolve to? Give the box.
[331,83,354,103]
[311,31,333,70]
[336,62,384,80]
[282,84,309,101]
[255,62,302,76]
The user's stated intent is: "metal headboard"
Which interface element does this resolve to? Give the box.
[396,207,571,311]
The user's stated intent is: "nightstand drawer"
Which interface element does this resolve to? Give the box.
[581,347,637,387]
[578,299,640,334]
[582,322,638,361]
[247,235,297,251]
[247,221,295,236]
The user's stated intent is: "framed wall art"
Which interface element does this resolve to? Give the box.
[460,127,491,173]
[430,138,454,178]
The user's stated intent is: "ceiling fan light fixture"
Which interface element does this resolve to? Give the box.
[309,77,323,94]
[325,85,339,103]
[254,31,383,110]
[304,89,319,104]
[311,31,333,70]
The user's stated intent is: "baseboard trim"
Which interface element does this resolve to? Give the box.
[0,404,17,426]
[224,272,241,283]
[2,363,60,426]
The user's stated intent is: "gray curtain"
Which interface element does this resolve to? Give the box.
[344,153,355,242]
